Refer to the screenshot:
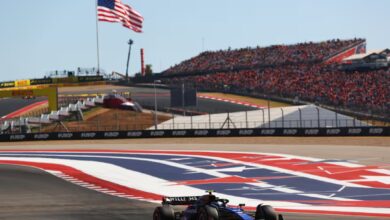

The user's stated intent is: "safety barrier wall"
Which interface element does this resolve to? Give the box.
[0,127,388,142]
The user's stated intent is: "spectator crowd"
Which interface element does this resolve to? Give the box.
[166,65,390,117]
[162,38,389,117]
[164,38,364,75]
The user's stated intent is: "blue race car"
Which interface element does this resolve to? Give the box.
[153,191,285,220]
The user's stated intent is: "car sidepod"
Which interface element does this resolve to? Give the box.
[219,207,254,220]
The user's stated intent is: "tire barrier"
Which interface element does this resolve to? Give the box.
[0,126,388,142]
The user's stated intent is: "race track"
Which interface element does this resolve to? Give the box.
[0,142,388,220]
[0,97,46,118]
[0,86,256,118]
[80,86,258,114]
[0,164,155,220]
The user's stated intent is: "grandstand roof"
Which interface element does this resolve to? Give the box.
[343,49,389,61]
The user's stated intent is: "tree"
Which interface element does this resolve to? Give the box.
[145,64,153,76]
[134,72,141,77]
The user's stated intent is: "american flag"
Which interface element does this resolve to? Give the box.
[97,0,144,33]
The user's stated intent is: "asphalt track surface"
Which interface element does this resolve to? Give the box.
[0,164,379,220]
[0,97,46,118]
[62,86,258,114]
[0,164,156,220]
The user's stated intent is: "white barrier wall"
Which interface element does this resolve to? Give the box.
[151,105,367,130]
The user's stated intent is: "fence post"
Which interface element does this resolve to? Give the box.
[172,112,175,130]
[227,112,230,129]
[298,108,302,128]
[245,111,248,128]
[190,114,193,129]
[268,108,271,128]
[335,111,339,127]
[316,107,320,128]
[266,95,271,126]
[280,108,284,128]
[209,113,211,129]
[261,109,265,127]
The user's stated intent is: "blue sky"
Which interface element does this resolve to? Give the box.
[0,0,389,81]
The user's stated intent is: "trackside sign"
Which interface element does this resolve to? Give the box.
[0,127,388,142]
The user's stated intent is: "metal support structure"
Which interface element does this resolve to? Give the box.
[267,95,271,128]
[335,111,339,127]
[281,108,284,128]
[221,112,236,129]
[153,80,159,130]
[182,83,186,116]
[126,39,134,81]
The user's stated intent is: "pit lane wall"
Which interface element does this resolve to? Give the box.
[1,127,388,142]
[0,76,105,89]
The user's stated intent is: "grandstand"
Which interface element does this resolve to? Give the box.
[160,38,389,120]
[163,38,366,75]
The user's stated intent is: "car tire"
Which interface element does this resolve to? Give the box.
[255,205,278,220]
[153,206,175,220]
[197,205,218,220]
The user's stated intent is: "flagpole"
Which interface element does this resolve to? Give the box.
[95,0,101,76]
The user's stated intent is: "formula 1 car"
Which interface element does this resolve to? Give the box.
[153,191,285,220]
[102,93,142,112]
[22,95,35,100]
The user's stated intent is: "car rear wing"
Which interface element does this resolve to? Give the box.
[162,196,200,205]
